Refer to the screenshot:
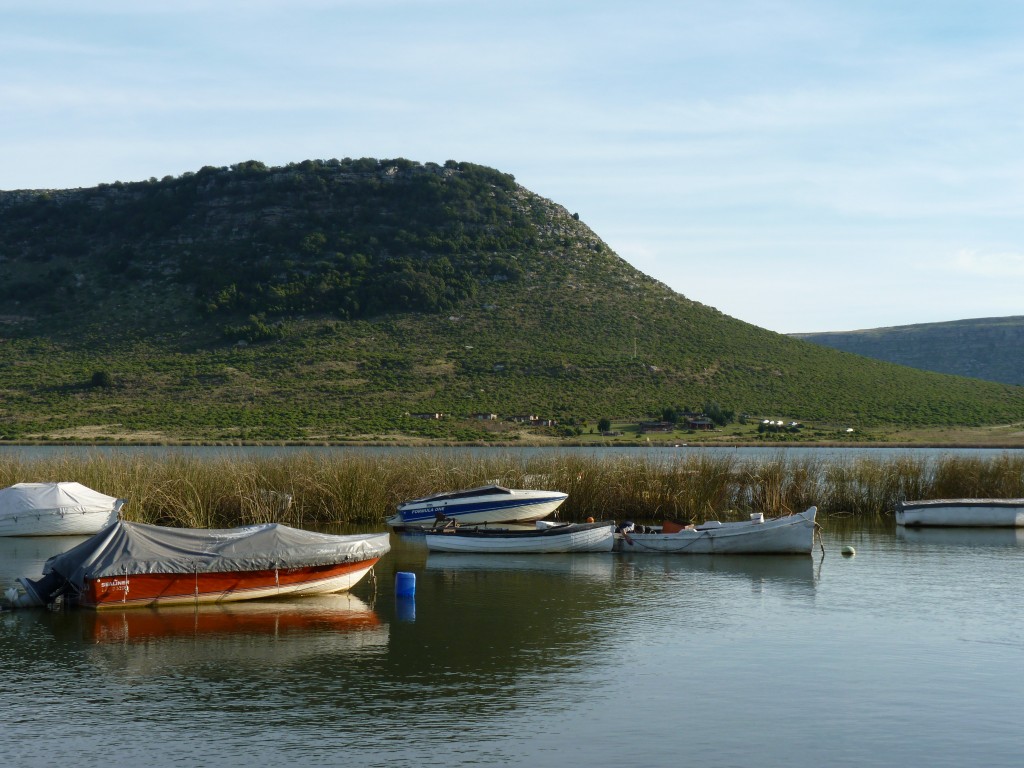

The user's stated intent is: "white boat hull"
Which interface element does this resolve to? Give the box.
[0,482,126,537]
[616,507,818,554]
[0,508,120,537]
[424,522,615,554]
[389,487,567,528]
[896,499,1024,527]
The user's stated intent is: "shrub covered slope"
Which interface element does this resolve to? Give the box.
[1,158,1022,442]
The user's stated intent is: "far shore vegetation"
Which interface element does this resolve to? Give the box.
[3,450,1021,529]
[4,417,1022,448]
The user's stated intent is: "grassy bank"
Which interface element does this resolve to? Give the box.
[3,451,1023,528]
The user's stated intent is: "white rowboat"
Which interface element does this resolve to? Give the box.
[615,507,818,554]
[895,499,1024,527]
[424,521,615,554]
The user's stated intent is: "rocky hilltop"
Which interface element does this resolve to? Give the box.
[0,158,644,338]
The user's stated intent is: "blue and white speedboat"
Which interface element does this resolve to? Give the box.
[387,484,568,529]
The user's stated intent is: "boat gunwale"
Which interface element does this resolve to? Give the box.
[898,498,1024,509]
[424,520,614,539]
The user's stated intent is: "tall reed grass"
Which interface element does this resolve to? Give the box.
[2,451,1021,527]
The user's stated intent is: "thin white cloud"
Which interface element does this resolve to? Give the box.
[945,250,1024,278]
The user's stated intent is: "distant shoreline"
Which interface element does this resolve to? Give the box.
[0,439,1021,449]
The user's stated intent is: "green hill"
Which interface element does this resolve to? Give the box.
[792,317,1024,387]
[1,158,1022,443]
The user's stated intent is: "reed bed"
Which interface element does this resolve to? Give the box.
[2,451,1022,527]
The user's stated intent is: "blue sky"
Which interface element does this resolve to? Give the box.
[2,1,1022,333]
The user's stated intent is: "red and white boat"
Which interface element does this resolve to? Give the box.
[8,520,389,610]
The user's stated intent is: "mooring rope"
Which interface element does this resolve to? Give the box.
[367,567,378,606]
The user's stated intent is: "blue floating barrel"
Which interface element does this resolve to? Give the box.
[395,571,416,597]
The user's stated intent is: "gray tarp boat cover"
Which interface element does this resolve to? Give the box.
[39,520,391,590]
[0,482,123,520]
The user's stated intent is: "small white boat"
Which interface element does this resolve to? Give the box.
[0,482,126,537]
[615,507,818,554]
[895,499,1024,527]
[424,521,615,554]
[388,484,568,529]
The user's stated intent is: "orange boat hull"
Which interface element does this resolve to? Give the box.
[80,557,382,609]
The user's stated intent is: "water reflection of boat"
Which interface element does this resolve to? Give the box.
[0,535,87,586]
[896,525,1024,548]
[426,552,616,581]
[617,552,818,592]
[81,593,384,643]
[8,593,390,675]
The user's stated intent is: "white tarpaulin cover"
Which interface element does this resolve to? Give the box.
[40,520,391,591]
[0,482,123,520]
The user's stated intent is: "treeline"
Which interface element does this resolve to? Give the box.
[196,160,536,330]
[0,158,551,333]
[659,402,736,426]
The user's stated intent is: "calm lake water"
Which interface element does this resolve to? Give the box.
[1,519,1021,768]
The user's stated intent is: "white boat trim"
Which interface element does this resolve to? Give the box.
[424,521,615,554]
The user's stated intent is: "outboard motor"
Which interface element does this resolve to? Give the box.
[13,572,68,608]
[432,512,457,530]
